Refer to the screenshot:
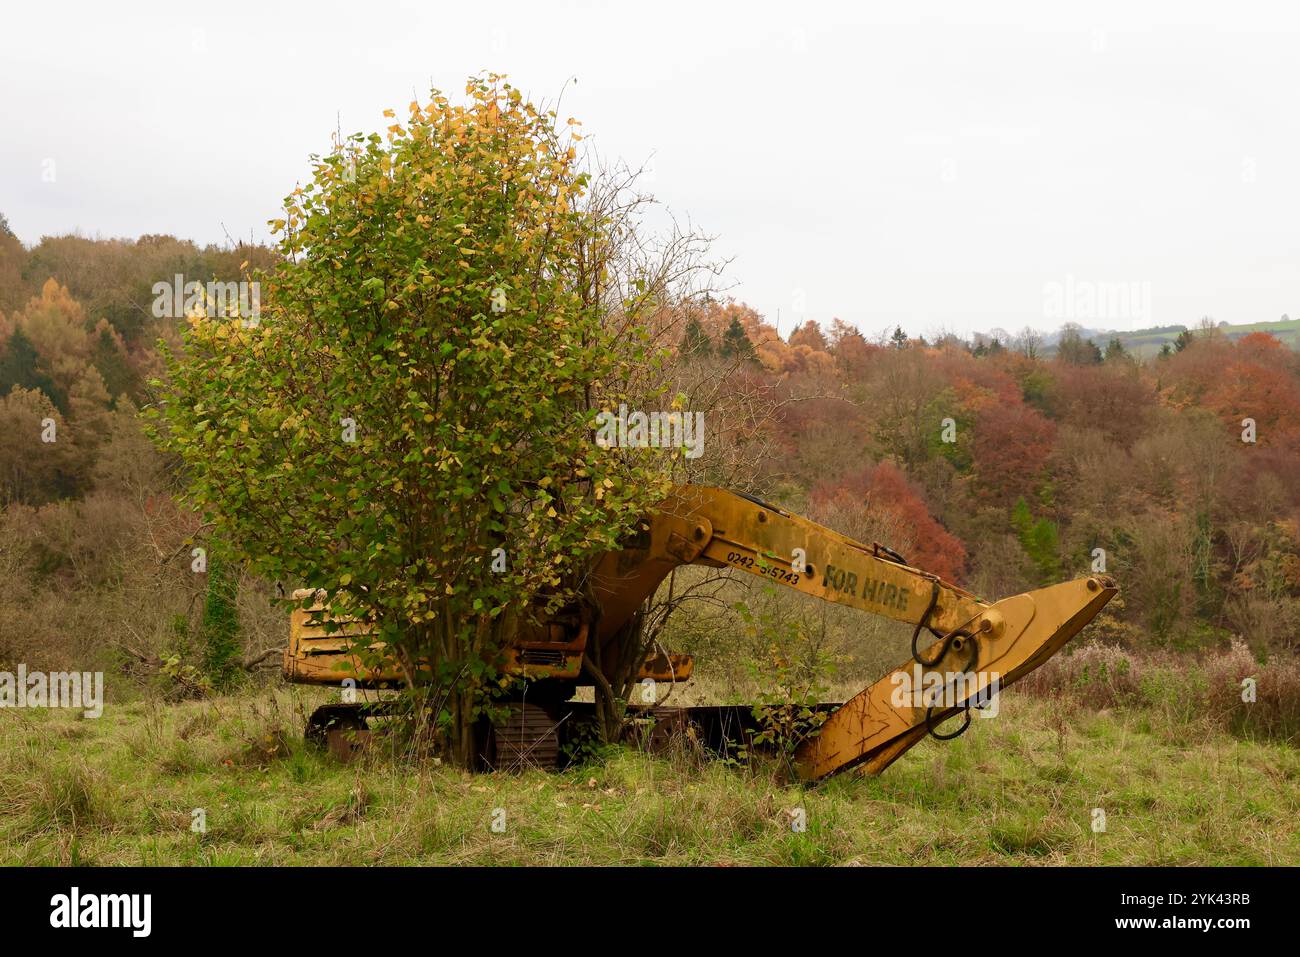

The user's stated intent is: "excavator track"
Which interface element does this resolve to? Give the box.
[488,702,562,771]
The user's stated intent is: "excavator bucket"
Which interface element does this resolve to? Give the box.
[795,575,1118,781]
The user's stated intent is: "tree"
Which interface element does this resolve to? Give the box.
[890,325,909,350]
[1014,326,1042,359]
[1104,335,1127,362]
[1011,497,1062,585]
[971,401,1055,506]
[827,318,874,372]
[1174,329,1195,352]
[0,386,77,504]
[1056,323,1102,365]
[788,320,828,352]
[1201,340,1300,453]
[679,315,712,358]
[860,347,947,469]
[89,320,135,401]
[1049,363,1156,448]
[9,279,94,403]
[152,77,674,766]
[0,327,61,408]
[0,212,27,316]
[719,315,757,361]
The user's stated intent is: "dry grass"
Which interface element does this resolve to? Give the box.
[1018,639,1300,744]
[1,671,1296,866]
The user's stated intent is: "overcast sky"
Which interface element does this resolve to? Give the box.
[3,0,1298,339]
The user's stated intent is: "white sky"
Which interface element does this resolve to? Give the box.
[3,0,1298,339]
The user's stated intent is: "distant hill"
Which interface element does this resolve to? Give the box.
[1112,317,1300,358]
[987,317,1300,359]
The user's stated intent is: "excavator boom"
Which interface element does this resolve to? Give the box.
[589,486,1117,779]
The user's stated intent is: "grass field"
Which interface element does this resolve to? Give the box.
[1111,317,1300,358]
[3,682,1297,866]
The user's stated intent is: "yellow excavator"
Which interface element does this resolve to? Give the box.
[284,485,1116,781]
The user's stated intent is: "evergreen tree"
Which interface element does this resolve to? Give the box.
[680,316,713,358]
[0,328,63,409]
[719,316,756,361]
[1011,497,1062,585]
[90,325,136,402]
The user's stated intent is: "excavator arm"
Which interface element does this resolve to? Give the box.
[590,485,1117,781]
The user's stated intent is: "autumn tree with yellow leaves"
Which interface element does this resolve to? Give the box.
[152,77,676,765]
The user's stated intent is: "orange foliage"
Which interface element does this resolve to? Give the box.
[812,460,968,583]
[1048,363,1157,448]
[932,347,1022,407]
[970,401,1056,506]
[788,320,829,352]
[828,318,878,374]
[1165,333,1300,452]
